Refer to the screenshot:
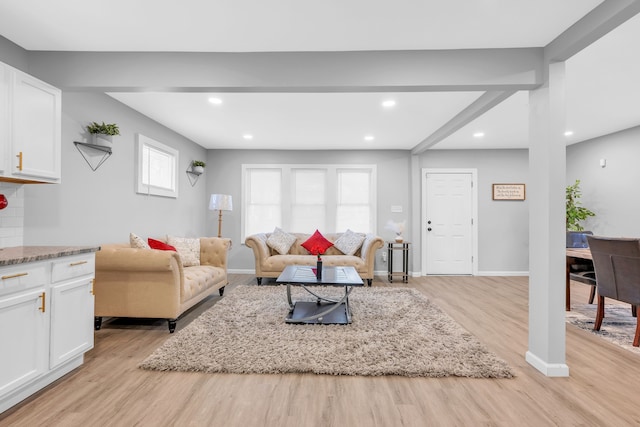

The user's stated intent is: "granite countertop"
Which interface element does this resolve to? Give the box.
[0,246,101,266]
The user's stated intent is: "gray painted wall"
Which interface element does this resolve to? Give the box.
[205,149,411,272]
[1,38,533,275]
[0,36,29,71]
[420,149,530,272]
[204,148,531,273]
[567,125,640,237]
[23,91,209,246]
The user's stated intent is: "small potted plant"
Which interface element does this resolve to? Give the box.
[87,121,120,146]
[191,160,206,174]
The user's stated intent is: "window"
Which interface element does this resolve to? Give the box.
[136,134,179,198]
[242,164,376,239]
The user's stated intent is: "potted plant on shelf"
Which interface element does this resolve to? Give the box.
[566,179,595,231]
[191,160,206,175]
[87,121,120,146]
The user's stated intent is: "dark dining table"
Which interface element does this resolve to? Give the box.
[565,247,592,311]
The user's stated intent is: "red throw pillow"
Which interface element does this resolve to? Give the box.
[301,230,334,255]
[148,238,177,251]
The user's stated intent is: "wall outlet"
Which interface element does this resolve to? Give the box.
[381,251,387,262]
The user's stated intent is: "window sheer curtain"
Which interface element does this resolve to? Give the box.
[242,164,375,239]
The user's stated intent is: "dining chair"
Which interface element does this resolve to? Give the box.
[567,231,596,304]
[586,235,640,347]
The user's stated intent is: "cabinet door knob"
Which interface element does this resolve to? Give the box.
[1,272,29,280]
[16,152,23,171]
[39,292,46,313]
[69,261,88,267]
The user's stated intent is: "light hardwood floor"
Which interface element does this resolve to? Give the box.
[1,275,639,426]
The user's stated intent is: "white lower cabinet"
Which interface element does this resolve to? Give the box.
[50,277,95,368]
[0,288,48,398]
[0,252,95,413]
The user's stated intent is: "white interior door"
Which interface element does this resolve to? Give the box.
[424,171,475,275]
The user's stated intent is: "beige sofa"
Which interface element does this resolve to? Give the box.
[94,237,231,332]
[245,232,383,286]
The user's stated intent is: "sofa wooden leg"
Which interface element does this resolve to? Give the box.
[94,316,102,330]
[367,279,372,287]
[219,286,225,296]
[168,319,177,333]
[256,277,263,285]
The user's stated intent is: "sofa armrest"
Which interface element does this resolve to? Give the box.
[245,233,270,259]
[245,233,270,276]
[361,234,384,263]
[200,237,231,269]
[96,245,182,272]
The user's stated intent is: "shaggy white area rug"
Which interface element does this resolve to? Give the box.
[566,303,640,355]
[140,285,514,378]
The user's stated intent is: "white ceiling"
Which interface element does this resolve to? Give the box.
[2,0,638,151]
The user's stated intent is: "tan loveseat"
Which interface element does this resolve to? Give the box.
[94,237,231,333]
[245,232,383,286]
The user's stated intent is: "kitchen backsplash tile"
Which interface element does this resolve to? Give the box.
[0,182,24,248]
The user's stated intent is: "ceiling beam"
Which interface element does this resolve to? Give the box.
[546,0,640,62]
[411,90,517,154]
[27,49,543,93]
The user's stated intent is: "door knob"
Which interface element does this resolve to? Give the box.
[427,227,432,231]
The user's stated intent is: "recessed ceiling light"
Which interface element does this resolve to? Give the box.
[243,134,253,140]
[208,97,222,105]
[564,130,574,136]
[382,100,396,108]
[364,135,375,141]
[473,132,484,138]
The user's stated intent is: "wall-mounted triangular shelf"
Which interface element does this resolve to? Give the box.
[186,168,202,187]
[74,141,112,171]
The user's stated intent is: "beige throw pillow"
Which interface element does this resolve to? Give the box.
[333,229,366,256]
[167,236,200,267]
[266,227,297,255]
[130,232,150,249]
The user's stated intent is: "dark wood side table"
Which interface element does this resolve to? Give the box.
[387,242,410,283]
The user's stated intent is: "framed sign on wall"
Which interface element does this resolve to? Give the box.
[492,183,526,201]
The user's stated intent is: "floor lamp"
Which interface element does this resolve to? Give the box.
[209,194,233,237]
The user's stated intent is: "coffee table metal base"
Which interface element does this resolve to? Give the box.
[285,284,354,324]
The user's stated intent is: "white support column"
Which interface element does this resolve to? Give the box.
[526,61,569,377]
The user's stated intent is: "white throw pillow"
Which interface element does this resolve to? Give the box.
[266,227,297,255]
[167,236,200,267]
[130,232,150,249]
[333,229,366,256]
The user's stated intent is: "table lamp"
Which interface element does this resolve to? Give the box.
[209,194,233,237]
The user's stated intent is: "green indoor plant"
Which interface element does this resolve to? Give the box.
[87,121,120,136]
[87,121,120,146]
[191,160,206,174]
[566,179,595,231]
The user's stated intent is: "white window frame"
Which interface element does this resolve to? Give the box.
[241,164,376,240]
[136,134,179,198]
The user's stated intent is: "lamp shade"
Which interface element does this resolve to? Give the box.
[209,194,233,211]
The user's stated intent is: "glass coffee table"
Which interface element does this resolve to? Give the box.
[275,265,364,324]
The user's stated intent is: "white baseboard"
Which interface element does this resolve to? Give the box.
[477,271,529,276]
[525,351,569,377]
[229,268,256,274]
